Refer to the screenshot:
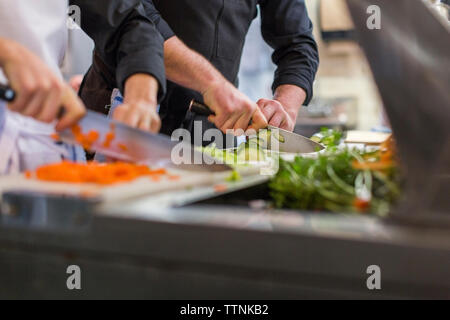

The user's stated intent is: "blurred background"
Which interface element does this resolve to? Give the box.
[63,0,449,137]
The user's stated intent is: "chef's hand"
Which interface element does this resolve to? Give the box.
[203,80,268,134]
[257,85,307,132]
[69,75,84,93]
[256,99,296,131]
[0,38,86,131]
[112,74,161,133]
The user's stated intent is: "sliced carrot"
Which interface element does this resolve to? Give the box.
[214,184,228,193]
[148,168,167,175]
[353,198,370,212]
[168,175,180,181]
[50,133,60,141]
[32,161,169,185]
[103,131,115,148]
[71,124,82,135]
[70,125,101,150]
[150,175,161,182]
[117,143,128,151]
[352,160,395,171]
[86,131,99,142]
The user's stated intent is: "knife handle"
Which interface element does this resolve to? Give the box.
[189,99,260,127]
[0,84,16,102]
[0,85,68,118]
[189,100,216,116]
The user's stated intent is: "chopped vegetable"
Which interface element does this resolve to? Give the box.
[168,175,181,181]
[226,170,241,182]
[311,127,343,147]
[50,133,60,141]
[236,140,266,163]
[272,130,285,143]
[118,143,128,151]
[352,135,396,171]
[27,161,169,185]
[103,131,115,148]
[353,198,371,212]
[150,175,161,182]
[214,184,228,193]
[71,125,100,150]
[200,130,270,168]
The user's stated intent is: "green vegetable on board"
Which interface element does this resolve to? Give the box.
[311,127,344,147]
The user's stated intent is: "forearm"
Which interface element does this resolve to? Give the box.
[123,73,159,107]
[274,84,307,121]
[164,36,225,94]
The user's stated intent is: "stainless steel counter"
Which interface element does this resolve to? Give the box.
[0,200,449,299]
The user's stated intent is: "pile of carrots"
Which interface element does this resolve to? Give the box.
[26,161,174,185]
[41,123,180,185]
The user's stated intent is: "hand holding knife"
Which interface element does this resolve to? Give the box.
[189,99,324,153]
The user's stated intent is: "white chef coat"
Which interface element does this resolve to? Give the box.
[0,0,83,174]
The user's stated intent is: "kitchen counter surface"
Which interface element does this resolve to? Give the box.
[1,199,449,299]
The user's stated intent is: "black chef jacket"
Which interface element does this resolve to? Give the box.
[72,0,166,109]
[149,0,319,137]
[79,0,319,143]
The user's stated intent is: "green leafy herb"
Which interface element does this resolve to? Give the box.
[268,146,401,217]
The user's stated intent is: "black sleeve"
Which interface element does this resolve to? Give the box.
[141,0,175,41]
[259,0,319,105]
[69,0,166,102]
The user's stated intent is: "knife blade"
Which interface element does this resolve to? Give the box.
[59,110,230,171]
[189,100,324,153]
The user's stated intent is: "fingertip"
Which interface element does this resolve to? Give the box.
[112,105,123,117]
[55,108,85,132]
[254,116,268,129]
[138,123,150,132]
[256,98,267,106]
[54,119,69,132]
[153,119,162,133]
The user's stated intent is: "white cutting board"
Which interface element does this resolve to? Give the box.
[0,168,234,203]
[345,131,391,145]
[0,164,269,204]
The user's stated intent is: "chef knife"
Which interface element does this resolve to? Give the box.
[189,100,325,153]
[0,85,230,171]
[58,110,231,171]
